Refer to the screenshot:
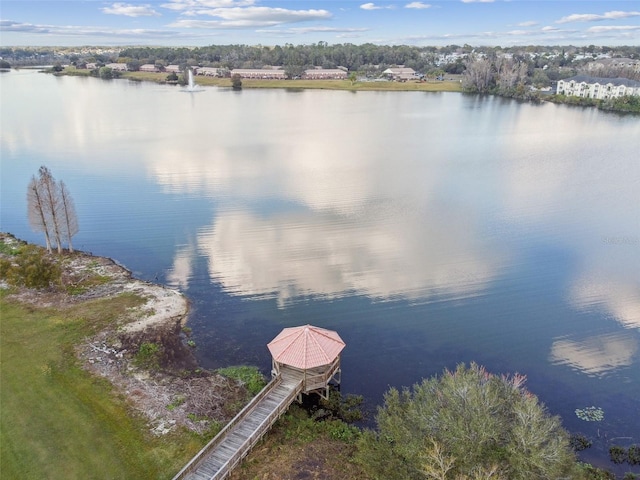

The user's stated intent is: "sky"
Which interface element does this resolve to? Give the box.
[1,0,639,48]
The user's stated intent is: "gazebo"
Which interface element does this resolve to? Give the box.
[267,325,345,400]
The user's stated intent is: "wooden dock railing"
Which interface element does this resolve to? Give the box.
[172,374,304,480]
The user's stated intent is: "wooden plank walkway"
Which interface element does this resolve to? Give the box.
[173,372,304,480]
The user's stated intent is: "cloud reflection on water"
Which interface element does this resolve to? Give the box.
[194,208,501,307]
[550,333,638,376]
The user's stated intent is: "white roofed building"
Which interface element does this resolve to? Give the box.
[557,75,640,100]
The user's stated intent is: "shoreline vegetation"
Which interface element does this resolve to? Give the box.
[53,66,640,113]
[1,235,632,479]
[0,232,369,479]
[0,233,259,478]
[61,65,465,92]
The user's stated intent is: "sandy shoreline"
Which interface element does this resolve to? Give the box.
[1,233,249,436]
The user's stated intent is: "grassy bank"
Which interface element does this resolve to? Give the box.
[0,289,365,480]
[0,292,204,479]
[61,67,462,92]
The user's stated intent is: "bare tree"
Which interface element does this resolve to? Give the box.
[27,175,53,253]
[26,166,79,254]
[38,166,63,253]
[497,58,528,91]
[462,55,494,93]
[59,180,78,253]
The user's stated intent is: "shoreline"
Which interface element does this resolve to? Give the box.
[0,232,250,436]
[53,67,640,113]
[58,66,464,93]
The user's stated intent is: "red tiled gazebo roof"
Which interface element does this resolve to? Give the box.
[267,325,345,370]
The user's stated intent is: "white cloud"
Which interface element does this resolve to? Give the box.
[360,3,395,10]
[405,2,431,9]
[556,10,640,24]
[168,7,331,28]
[161,0,256,11]
[0,20,177,38]
[101,3,161,17]
[257,26,369,35]
[461,0,494,3]
[587,25,640,33]
[518,21,538,27]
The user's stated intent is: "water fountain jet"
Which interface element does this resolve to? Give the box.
[183,69,204,92]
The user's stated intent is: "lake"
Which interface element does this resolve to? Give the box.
[1,69,639,471]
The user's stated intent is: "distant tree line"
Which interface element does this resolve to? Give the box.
[3,44,639,84]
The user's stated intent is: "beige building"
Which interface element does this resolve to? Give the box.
[383,67,417,81]
[230,68,286,79]
[587,58,640,74]
[303,68,348,80]
[105,63,128,71]
[139,64,159,73]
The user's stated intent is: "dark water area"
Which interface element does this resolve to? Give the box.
[1,70,639,474]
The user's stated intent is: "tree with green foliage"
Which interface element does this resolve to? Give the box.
[98,66,114,79]
[231,73,242,89]
[356,363,576,480]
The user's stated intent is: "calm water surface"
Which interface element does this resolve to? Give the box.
[1,70,639,470]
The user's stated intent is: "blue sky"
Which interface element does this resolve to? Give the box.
[1,0,639,47]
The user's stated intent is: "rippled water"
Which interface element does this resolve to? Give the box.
[1,70,639,470]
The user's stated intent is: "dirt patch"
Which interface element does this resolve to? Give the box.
[229,436,365,480]
[1,233,250,436]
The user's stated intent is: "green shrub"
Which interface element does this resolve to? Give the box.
[325,420,360,443]
[610,445,627,464]
[356,363,576,480]
[574,462,616,479]
[1,244,61,289]
[570,433,593,451]
[318,390,364,423]
[217,366,266,395]
[133,342,162,370]
[166,395,185,411]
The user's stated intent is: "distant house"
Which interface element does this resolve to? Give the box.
[85,63,97,70]
[587,57,640,74]
[139,64,159,73]
[230,68,286,79]
[165,65,181,73]
[196,67,222,77]
[382,67,417,81]
[105,63,128,72]
[556,75,640,99]
[303,68,348,80]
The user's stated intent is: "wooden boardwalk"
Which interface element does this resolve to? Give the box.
[173,371,304,480]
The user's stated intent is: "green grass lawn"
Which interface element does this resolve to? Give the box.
[116,70,462,92]
[0,293,204,480]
